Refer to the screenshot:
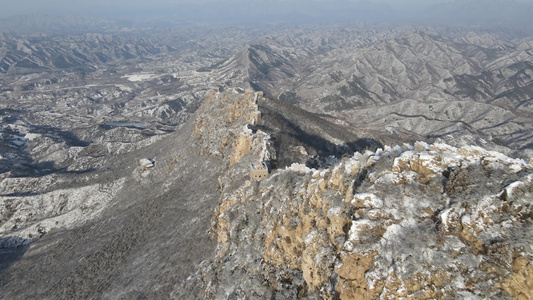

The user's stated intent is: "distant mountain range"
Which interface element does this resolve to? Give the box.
[0,32,171,74]
[212,26,533,151]
[2,0,533,33]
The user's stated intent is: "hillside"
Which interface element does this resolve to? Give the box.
[0,22,532,300]
[0,88,382,298]
[213,28,533,151]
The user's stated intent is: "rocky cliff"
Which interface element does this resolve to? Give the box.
[198,127,533,298]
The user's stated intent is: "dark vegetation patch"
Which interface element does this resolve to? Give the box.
[0,108,24,124]
[452,72,494,99]
[94,52,108,63]
[29,125,91,147]
[8,159,96,178]
[508,61,533,71]
[71,49,90,62]
[0,237,31,273]
[164,98,187,112]
[121,50,135,60]
[160,75,178,83]
[442,161,530,199]
[196,58,229,72]
[248,45,286,76]
[16,59,40,69]
[0,109,23,116]
[279,91,302,105]
[340,76,373,99]
[254,95,381,168]
[100,121,146,130]
[52,55,76,69]
[321,94,362,111]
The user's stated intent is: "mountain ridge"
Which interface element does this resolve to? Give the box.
[0,22,532,299]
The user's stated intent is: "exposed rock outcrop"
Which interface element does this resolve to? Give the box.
[201,141,533,299]
[192,89,272,165]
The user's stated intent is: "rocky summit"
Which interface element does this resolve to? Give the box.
[203,138,533,299]
[0,13,532,300]
[186,90,533,300]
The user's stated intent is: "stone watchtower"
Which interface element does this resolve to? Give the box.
[250,161,269,180]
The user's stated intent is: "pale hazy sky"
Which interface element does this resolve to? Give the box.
[0,0,470,18]
[2,0,533,23]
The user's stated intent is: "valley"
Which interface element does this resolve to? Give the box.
[0,12,532,300]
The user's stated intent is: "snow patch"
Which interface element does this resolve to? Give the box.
[393,145,403,153]
[123,74,156,82]
[288,163,313,174]
[327,206,342,217]
[352,193,383,209]
[24,133,40,141]
[347,219,374,242]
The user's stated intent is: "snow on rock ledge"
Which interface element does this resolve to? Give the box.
[0,178,126,242]
[201,141,533,299]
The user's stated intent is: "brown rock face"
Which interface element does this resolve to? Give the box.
[201,141,532,299]
[446,166,470,196]
[230,134,252,165]
[335,251,379,300]
[192,89,263,160]
[501,256,533,300]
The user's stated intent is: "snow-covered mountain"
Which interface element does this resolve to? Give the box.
[0,20,532,300]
